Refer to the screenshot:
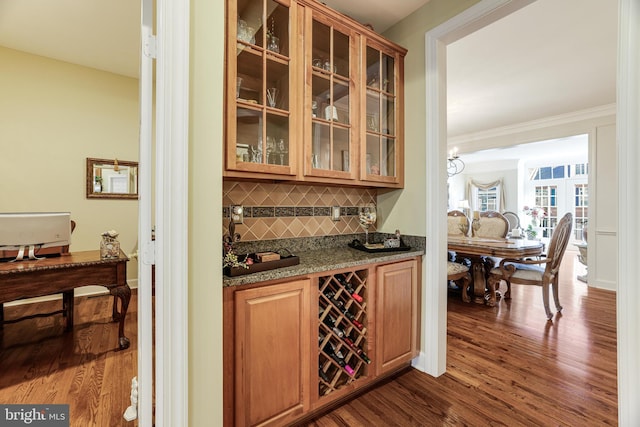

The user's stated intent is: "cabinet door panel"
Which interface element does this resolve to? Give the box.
[376,260,418,374]
[235,279,311,426]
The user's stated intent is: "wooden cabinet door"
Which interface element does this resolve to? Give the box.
[226,0,299,178]
[235,279,311,426]
[375,259,418,374]
[303,8,359,181]
[360,39,405,187]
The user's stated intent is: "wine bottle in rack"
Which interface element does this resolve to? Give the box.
[341,307,364,330]
[322,312,338,329]
[324,287,362,328]
[343,336,371,364]
[332,325,346,338]
[323,342,355,375]
[319,365,330,383]
[336,275,363,303]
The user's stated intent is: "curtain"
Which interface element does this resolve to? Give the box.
[466,178,506,212]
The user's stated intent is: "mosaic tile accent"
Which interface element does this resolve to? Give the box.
[223,181,376,241]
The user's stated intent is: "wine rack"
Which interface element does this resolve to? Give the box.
[318,269,370,397]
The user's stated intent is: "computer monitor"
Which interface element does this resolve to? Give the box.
[0,212,71,261]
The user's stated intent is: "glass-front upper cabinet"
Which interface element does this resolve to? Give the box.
[226,0,296,176]
[305,14,357,180]
[361,42,403,185]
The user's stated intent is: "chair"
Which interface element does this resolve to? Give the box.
[487,212,573,320]
[473,211,509,238]
[448,210,470,237]
[448,261,471,303]
[502,211,521,234]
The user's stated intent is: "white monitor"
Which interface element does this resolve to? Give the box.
[0,212,71,260]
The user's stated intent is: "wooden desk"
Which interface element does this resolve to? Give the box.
[448,237,543,306]
[0,250,131,349]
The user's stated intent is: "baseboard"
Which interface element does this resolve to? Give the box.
[411,352,428,373]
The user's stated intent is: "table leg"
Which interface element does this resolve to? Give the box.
[0,303,3,331]
[110,284,131,349]
[471,262,487,304]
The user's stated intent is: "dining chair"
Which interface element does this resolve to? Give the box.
[501,211,521,233]
[448,261,471,303]
[448,210,470,236]
[487,212,573,320]
[474,211,509,238]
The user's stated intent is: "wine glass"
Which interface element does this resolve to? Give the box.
[358,204,377,246]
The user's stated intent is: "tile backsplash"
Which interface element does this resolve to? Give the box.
[223,181,376,241]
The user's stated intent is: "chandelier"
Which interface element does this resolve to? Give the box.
[447,148,465,177]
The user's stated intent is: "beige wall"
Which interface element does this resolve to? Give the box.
[190,0,225,423]
[376,0,481,236]
[0,46,140,286]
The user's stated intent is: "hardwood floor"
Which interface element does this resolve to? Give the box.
[0,293,138,427]
[304,250,618,426]
[0,249,617,426]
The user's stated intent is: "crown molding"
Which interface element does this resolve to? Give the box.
[449,103,616,145]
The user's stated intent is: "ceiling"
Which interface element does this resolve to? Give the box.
[0,0,616,141]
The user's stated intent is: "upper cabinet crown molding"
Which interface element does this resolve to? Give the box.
[224,0,406,188]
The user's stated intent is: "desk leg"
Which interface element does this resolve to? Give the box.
[0,303,3,330]
[110,285,131,350]
[62,291,74,332]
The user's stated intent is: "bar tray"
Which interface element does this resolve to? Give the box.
[348,240,412,253]
[224,253,300,277]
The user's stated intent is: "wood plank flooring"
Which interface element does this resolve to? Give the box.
[0,293,138,427]
[0,249,617,426]
[304,249,618,426]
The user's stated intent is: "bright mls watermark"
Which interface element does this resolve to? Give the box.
[0,405,69,427]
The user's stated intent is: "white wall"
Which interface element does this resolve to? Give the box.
[452,113,617,290]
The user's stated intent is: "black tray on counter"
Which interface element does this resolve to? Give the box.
[224,253,300,277]
[348,240,412,253]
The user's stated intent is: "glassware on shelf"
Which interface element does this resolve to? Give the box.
[236,77,243,99]
[266,87,279,108]
[267,35,280,53]
[358,204,377,246]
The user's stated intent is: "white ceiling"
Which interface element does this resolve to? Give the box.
[0,0,616,141]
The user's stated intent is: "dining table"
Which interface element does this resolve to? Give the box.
[448,236,544,306]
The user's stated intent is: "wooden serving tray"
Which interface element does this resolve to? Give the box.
[224,253,300,277]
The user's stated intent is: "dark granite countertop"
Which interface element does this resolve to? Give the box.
[223,233,425,287]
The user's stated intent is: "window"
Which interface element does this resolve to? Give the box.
[529,164,571,180]
[574,184,588,240]
[535,185,557,238]
[476,187,498,212]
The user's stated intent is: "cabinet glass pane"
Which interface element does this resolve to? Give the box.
[266,60,289,110]
[266,0,289,56]
[366,135,380,176]
[381,95,394,136]
[381,53,394,94]
[366,135,396,177]
[237,107,263,163]
[382,137,396,177]
[366,46,380,89]
[312,123,331,169]
[237,0,263,48]
[312,75,330,119]
[366,90,380,132]
[334,30,349,79]
[333,128,350,172]
[266,114,289,166]
[237,50,263,104]
[312,21,331,68]
[333,81,349,125]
